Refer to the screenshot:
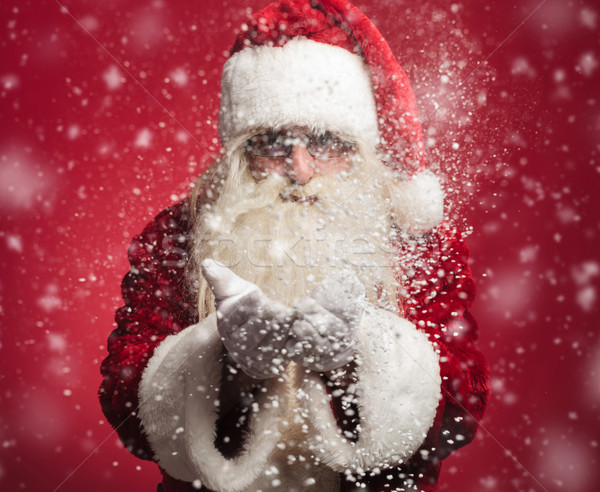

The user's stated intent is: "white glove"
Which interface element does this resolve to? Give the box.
[201,259,295,379]
[288,270,365,372]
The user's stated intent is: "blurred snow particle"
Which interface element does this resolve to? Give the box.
[571,261,599,286]
[1,73,19,90]
[103,65,125,91]
[134,128,152,148]
[506,131,528,148]
[551,85,572,101]
[521,175,545,205]
[519,245,539,263]
[490,377,517,405]
[486,270,531,319]
[79,15,100,32]
[0,150,51,210]
[67,124,80,140]
[37,284,62,312]
[476,90,487,106]
[579,8,597,29]
[482,221,499,235]
[131,12,162,48]
[576,51,598,77]
[553,68,566,83]
[479,476,497,489]
[97,142,114,156]
[192,480,202,489]
[536,432,591,492]
[571,261,598,312]
[511,57,536,78]
[47,332,67,353]
[556,205,580,224]
[63,389,72,397]
[170,67,189,87]
[6,234,22,253]
[576,286,596,312]
[175,130,189,143]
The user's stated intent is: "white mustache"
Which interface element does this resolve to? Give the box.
[279,188,319,205]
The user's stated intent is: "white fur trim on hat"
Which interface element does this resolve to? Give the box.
[389,170,445,235]
[138,315,288,491]
[219,38,379,143]
[295,305,442,473]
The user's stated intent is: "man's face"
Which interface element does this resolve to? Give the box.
[189,136,401,313]
[245,127,355,188]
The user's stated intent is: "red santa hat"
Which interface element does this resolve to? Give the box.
[218,0,444,235]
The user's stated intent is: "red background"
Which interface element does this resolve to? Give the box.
[1,0,598,491]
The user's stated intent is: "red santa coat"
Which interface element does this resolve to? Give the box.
[99,199,489,492]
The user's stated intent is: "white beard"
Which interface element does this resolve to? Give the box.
[188,154,401,318]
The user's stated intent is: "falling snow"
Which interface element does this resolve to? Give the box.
[47,332,67,353]
[572,261,599,312]
[579,8,597,29]
[103,64,125,91]
[169,67,189,87]
[511,56,537,78]
[37,284,63,312]
[1,73,19,90]
[0,151,51,209]
[0,1,597,491]
[576,51,598,77]
[134,128,153,148]
[5,233,22,252]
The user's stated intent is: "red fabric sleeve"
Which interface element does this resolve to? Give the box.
[403,225,489,456]
[98,201,197,460]
[404,225,489,489]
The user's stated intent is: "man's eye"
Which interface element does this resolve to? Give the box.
[310,132,348,157]
[266,136,290,156]
[315,132,336,146]
[248,134,287,157]
[264,145,288,157]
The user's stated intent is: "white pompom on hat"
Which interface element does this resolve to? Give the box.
[218,0,444,235]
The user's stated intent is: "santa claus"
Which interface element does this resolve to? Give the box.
[99,1,489,491]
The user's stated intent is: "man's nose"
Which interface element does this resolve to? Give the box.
[286,145,315,185]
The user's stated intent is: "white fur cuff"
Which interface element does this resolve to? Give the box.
[138,315,287,491]
[295,305,442,473]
